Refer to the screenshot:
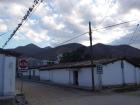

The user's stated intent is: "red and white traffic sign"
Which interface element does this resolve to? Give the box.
[18,58,28,71]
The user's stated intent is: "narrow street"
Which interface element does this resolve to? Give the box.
[16,80,140,105]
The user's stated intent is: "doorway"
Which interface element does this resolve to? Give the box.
[73,71,79,85]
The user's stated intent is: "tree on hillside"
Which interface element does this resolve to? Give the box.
[60,47,86,63]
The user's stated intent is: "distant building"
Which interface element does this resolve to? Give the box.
[56,54,63,63]
[23,58,140,90]
[27,57,57,68]
[27,57,42,67]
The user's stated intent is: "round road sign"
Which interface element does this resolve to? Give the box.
[18,58,28,70]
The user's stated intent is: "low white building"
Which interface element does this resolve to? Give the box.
[0,49,18,96]
[39,58,140,90]
[22,68,40,79]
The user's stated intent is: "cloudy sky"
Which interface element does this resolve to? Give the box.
[0,0,140,48]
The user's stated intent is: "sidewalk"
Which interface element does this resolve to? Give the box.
[18,77,93,91]
[0,96,15,105]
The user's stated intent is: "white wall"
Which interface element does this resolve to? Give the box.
[40,70,50,80]
[22,71,30,76]
[94,67,102,89]
[30,70,34,77]
[136,67,140,84]
[78,68,92,88]
[69,70,74,84]
[34,69,40,77]
[0,54,5,95]
[101,61,123,86]
[98,60,140,86]
[51,69,70,84]
[40,69,74,85]
[3,56,16,96]
[39,60,140,89]
[123,61,136,84]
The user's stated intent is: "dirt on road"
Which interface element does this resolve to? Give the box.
[16,80,140,105]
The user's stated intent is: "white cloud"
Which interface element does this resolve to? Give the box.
[13,34,25,41]
[0,19,7,32]
[26,30,49,43]
[1,0,140,48]
[7,3,26,17]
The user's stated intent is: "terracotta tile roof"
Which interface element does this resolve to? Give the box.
[0,48,21,57]
[39,58,128,70]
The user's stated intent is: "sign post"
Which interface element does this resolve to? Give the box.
[18,58,28,71]
[96,64,103,90]
[18,58,28,93]
[97,64,103,74]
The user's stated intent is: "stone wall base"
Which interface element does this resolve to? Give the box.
[0,96,15,105]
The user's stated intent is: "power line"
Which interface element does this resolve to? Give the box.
[2,0,43,48]
[128,24,139,45]
[54,20,138,47]
[56,32,89,46]
[0,33,7,37]
[97,0,114,26]
[19,0,43,29]
[92,20,137,32]
[123,24,139,58]
[0,31,12,37]
[129,35,140,45]
[2,1,138,49]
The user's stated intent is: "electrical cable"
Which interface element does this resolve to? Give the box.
[54,20,138,47]
[2,0,43,48]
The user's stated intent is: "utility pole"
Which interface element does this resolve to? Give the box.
[89,21,95,91]
[121,60,125,86]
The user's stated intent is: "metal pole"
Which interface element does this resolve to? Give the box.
[89,21,95,91]
[20,72,23,93]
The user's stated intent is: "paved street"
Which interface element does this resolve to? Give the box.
[16,80,140,105]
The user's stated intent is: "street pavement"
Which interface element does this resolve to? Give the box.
[16,80,140,105]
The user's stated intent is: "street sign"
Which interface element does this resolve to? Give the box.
[96,64,103,90]
[96,64,103,74]
[18,58,28,71]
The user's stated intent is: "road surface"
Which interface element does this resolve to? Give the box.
[16,80,140,105]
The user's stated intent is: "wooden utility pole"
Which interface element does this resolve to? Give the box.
[121,60,125,86]
[89,21,95,91]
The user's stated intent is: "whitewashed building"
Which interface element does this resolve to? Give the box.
[0,49,18,96]
[39,58,140,90]
[22,68,40,79]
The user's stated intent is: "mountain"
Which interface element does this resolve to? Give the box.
[8,44,46,57]
[7,43,140,61]
[85,43,140,59]
[7,43,84,60]
[33,43,85,60]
